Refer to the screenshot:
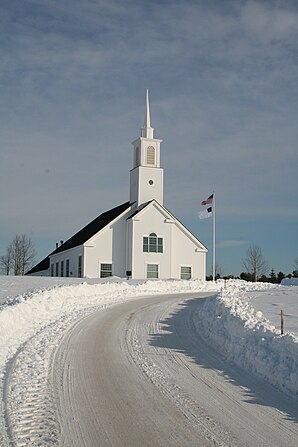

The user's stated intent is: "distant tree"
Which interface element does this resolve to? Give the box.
[292,258,298,278]
[223,275,235,280]
[269,268,277,283]
[206,263,223,281]
[240,271,254,282]
[242,245,268,282]
[277,272,285,283]
[259,274,269,283]
[1,234,36,276]
[215,263,223,280]
[0,243,13,275]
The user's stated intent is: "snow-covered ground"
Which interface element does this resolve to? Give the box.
[196,280,298,399]
[0,276,297,445]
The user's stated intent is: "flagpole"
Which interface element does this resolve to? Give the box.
[212,190,216,281]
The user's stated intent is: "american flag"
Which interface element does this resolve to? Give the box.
[201,194,213,206]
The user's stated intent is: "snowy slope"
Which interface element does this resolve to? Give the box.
[195,280,298,398]
[0,276,219,446]
[0,276,297,445]
[248,287,298,336]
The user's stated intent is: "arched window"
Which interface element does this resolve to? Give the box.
[146,146,155,165]
[143,233,163,253]
[149,232,157,252]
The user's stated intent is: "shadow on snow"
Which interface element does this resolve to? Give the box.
[149,296,298,424]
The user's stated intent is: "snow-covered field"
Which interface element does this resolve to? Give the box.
[196,280,298,399]
[0,275,297,445]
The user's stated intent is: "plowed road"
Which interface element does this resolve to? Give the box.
[53,293,298,446]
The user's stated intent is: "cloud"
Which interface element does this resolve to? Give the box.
[217,240,250,249]
[0,0,297,274]
[240,1,298,43]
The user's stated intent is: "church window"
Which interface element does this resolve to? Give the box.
[157,238,163,253]
[143,233,163,253]
[100,263,112,278]
[78,255,82,277]
[60,260,64,277]
[66,259,70,277]
[149,233,157,252]
[143,237,149,252]
[146,146,155,165]
[181,266,192,280]
[147,264,159,279]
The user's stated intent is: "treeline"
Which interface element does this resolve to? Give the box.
[207,245,298,284]
[207,269,297,284]
[240,269,296,284]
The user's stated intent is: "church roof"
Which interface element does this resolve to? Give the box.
[26,201,131,275]
[26,256,50,274]
[53,201,131,254]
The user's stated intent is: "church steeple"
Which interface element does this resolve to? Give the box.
[141,89,154,139]
[130,91,164,207]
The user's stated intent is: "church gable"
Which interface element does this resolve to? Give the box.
[129,200,207,252]
[85,202,133,247]
[83,204,133,278]
[127,200,207,280]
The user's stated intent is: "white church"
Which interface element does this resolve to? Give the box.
[27,92,207,280]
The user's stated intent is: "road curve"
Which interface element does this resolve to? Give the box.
[52,293,298,447]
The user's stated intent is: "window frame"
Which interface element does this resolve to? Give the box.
[180,266,192,280]
[78,255,82,278]
[100,263,113,278]
[149,233,157,252]
[147,263,159,279]
[143,236,149,252]
[143,233,163,253]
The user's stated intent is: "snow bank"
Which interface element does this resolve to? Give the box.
[195,280,298,398]
[1,274,298,440]
[0,278,219,379]
[0,278,221,445]
[281,277,298,286]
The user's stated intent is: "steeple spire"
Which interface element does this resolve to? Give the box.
[145,89,151,128]
[141,89,154,138]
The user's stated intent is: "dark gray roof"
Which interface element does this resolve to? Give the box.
[26,256,50,274]
[26,201,131,275]
[126,201,151,219]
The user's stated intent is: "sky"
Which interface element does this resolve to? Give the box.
[0,0,297,277]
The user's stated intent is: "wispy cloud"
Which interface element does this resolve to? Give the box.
[0,0,297,273]
[217,240,250,249]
